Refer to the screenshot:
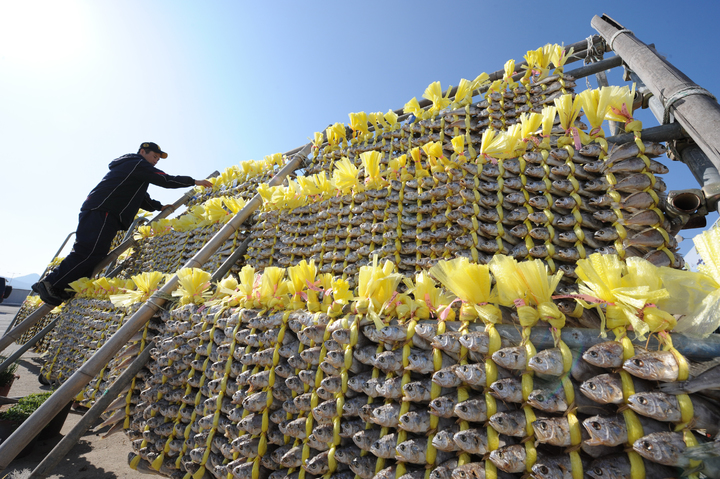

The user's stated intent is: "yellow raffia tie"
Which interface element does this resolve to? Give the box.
[627,452,645,479]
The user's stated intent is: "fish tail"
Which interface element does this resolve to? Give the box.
[684,441,720,460]
[657,381,695,395]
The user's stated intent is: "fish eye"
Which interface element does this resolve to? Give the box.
[399,444,406,451]
[538,422,547,430]
[373,441,380,448]
[535,395,545,401]
[401,416,409,423]
[589,351,598,358]
[538,466,549,474]
[496,384,504,390]
[588,383,596,390]
[592,467,603,476]
[633,359,644,367]
[460,406,467,412]
[639,397,648,405]
[643,441,652,450]
[495,417,503,424]
[591,421,601,430]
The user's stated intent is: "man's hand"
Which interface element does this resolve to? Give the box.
[161,205,173,211]
[195,179,213,188]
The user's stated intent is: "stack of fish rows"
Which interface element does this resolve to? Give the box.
[118,223,247,279]
[306,75,577,176]
[39,298,127,385]
[246,137,677,284]
[102,293,720,479]
[187,169,278,210]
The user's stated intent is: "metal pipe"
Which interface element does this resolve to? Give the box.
[28,344,153,479]
[606,122,686,145]
[39,232,76,280]
[592,15,720,176]
[0,304,53,355]
[0,143,313,471]
[0,317,60,375]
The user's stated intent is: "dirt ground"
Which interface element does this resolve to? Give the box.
[1,304,148,478]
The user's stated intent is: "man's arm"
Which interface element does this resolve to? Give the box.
[134,160,201,189]
[140,193,163,212]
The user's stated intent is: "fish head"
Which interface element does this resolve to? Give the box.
[432,368,458,386]
[379,326,406,342]
[332,329,352,344]
[627,392,676,421]
[582,415,624,446]
[527,390,566,412]
[586,461,626,479]
[454,430,482,450]
[396,439,423,462]
[455,364,483,384]
[488,412,524,436]
[429,396,455,416]
[530,245,550,258]
[491,346,527,370]
[632,432,685,465]
[459,332,488,352]
[532,461,575,479]
[532,417,570,445]
[596,246,617,255]
[488,444,526,473]
[489,379,522,402]
[528,348,563,375]
[580,375,622,404]
[623,352,678,382]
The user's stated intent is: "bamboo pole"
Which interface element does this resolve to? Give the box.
[592,15,720,174]
[0,303,53,355]
[0,143,312,471]
[210,236,253,283]
[26,230,253,477]
[0,317,60,375]
[28,344,153,479]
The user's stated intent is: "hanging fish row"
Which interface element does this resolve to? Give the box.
[78,298,720,479]
[246,141,678,284]
[307,76,577,175]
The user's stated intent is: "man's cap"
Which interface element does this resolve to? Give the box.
[139,142,168,159]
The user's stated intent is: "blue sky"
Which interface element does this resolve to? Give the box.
[1,0,719,281]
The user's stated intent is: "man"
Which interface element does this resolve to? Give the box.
[32,142,213,306]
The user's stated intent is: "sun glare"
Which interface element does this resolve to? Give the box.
[0,0,88,68]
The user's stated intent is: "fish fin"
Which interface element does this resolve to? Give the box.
[102,421,124,438]
[683,441,720,460]
[564,444,583,453]
[681,463,705,477]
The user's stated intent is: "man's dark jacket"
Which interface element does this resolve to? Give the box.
[81,153,195,228]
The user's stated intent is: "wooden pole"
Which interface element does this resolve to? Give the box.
[0,304,53,355]
[0,317,60,375]
[0,144,312,471]
[26,228,254,476]
[592,15,720,174]
[28,344,153,479]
